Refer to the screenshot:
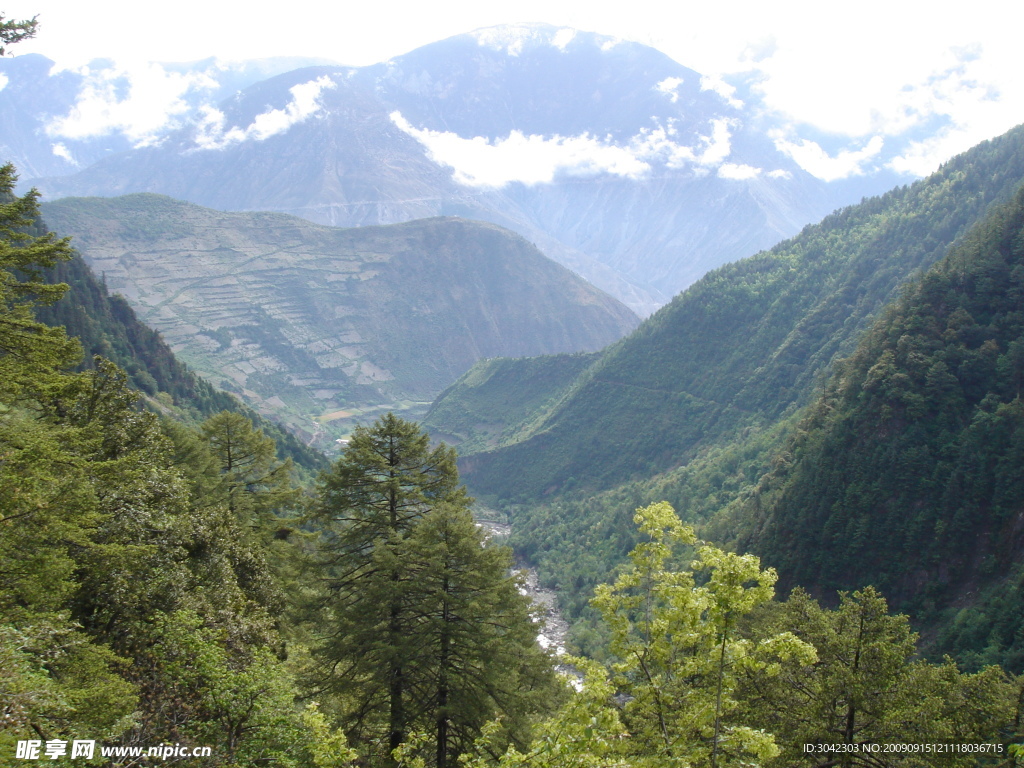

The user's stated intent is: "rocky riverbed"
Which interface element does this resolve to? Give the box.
[478,521,569,655]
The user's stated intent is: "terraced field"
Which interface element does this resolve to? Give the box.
[43,194,639,448]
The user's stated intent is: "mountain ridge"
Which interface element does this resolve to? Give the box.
[445,123,1024,503]
[14,25,913,314]
[41,193,639,447]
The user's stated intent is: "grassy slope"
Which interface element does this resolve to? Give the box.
[423,352,599,453]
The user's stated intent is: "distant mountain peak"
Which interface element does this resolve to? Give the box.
[466,23,620,56]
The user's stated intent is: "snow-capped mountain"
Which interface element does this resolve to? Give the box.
[10,25,914,314]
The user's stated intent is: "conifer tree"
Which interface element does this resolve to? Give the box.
[393,503,557,767]
[201,409,298,517]
[0,164,79,399]
[307,414,556,766]
[0,12,37,56]
[309,414,468,763]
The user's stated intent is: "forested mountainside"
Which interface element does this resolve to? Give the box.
[426,123,1024,653]
[1,162,564,765]
[41,195,638,448]
[5,15,1023,765]
[448,124,1024,500]
[733,185,1024,672]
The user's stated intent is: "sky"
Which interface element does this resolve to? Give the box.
[4,0,1023,179]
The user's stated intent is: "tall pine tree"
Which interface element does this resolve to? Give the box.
[306,414,556,766]
[308,414,468,763]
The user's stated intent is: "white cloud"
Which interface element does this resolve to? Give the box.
[390,111,649,186]
[888,116,1014,177]
[3,1,1016,186]
[51,143,78,166]
[655,77,683,103]
[551,28,576,50]
[627,119,734,170]
[718,162,760,180]
[700,74,743,109]
[193,76,336,150]
[772,134,884,182]
[392,112,744,187]
[0,73,8,91]
[46,62,219,145]
[696,118,733,165]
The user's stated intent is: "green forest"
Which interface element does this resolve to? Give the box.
[423,122,1024,680]
[3,154,1024,765]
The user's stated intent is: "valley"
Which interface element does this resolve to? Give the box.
[4,12,1024,765]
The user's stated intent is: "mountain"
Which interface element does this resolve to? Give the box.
[40,194,639,447]
[16,25,910,314]
[33,246,327,475]
[0,54,338,179]
[738,185,1024,672]
[444,124,1024,503]
[424,352,599,454]
[420,125,1024,651]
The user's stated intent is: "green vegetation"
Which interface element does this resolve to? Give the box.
[5,12,1024,757]
[424,352,598,453]
[305,415,559,766]
[465,504,1022,768]
[423,123,1024,667]
[455,123,1024,504]
[0,11,35,56]
[2,159,1021,762]
[4,159,563,765]
[0,162,320,761]
[734,183,1024,671]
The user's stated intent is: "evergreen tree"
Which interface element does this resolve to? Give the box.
[0,12,37,56]
[307,414,555,766]
[393,504,557,767]
[0,164,80,399]
[201,409,299,517]
[308,414,468,762]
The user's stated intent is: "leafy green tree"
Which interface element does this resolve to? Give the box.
[590,502,815,767]
[461,658,631,768]
[469,503,813,768]
[738,588,1017,767]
